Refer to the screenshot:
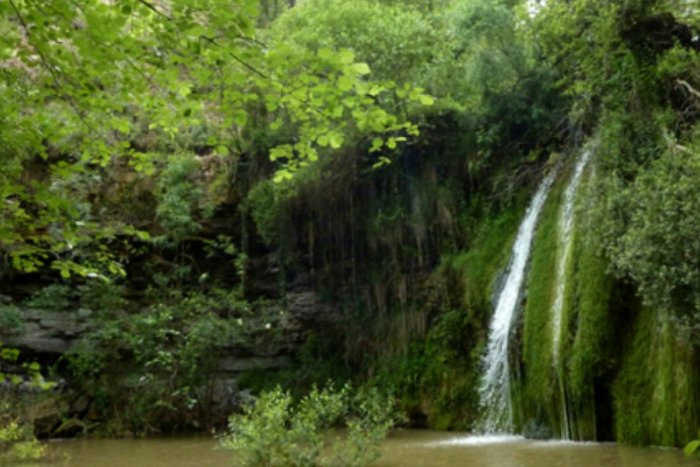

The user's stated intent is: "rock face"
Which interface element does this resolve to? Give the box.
[1,309,91,355]
[0,288,341,430]
[1,289,335,355]
[204,289,340,416]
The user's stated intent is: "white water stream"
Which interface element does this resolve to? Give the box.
[478,172,555,433]
[550,149,593,439]
[551,149,592,363]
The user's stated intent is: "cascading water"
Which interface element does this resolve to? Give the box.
[478,172,555,433]
[550,149,592,439]
[551,149,592,361]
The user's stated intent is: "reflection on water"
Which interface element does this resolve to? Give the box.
[37,437,230,467]
[377,431,698,467]
[17,430,699,467]
[422,434,525,446]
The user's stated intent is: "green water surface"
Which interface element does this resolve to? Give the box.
[13,430,699,466]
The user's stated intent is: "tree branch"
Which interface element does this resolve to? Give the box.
[8,0,86,124]
[677,79,700,101]
[200,35,268,78]
[132,2,269,79]
[136,0,173,20]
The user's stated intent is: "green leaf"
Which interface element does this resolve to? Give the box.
[419,94,435,106]
[177,82,192,97]
[370,137,383,152]
[684,440,700,457]
[233,110,248,127]
[273,169,294,183]
[270,145,293,161]
[135,230,151,241]
[185,25,206,39]
[111,117,131,134]
[371,156,392,170]
[368,85,383,96]
[338,76,354,92]
[329,133,344,149]
[338,49,355,64]
[318,48,334,60]
[351,63,371,76]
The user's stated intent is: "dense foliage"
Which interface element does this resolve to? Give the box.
[534,0,700,338]
[0,0,698,453]
[0,0,429,278]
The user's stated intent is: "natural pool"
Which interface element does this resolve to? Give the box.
[14,431,699,466]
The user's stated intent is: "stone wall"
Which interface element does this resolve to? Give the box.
[0,289,340,433]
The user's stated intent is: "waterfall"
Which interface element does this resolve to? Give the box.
[550,149,592,439]
[478,172,555,433]
[551,149,592,361]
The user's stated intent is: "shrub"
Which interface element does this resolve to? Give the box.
[220,384,400,467]
[62,289,258,434]
[0,305,23,334]
[25,284,74,311]
[0,416,46,463]
[77,281,127,312]
[155,152,204,242]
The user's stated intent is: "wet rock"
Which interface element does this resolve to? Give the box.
[286,291,320,320]
[77,308,93,319]
[21,322,41,334]
[522,419,553,440]
[3,336,72,354]
[71,395,90,414]
[1,308,91,355]
[218,356,291,373]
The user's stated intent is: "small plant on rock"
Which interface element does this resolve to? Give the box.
[0,343,51,463]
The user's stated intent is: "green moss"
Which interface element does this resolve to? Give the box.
[371,190,531,431]
[450,194,528,314]
[0,305,23,334]
[549,165,700,446]
[562,168,618,440]
[371,308,482,430]
[237,332,351,398]
[431,196,528,429]
[565,243,616,440]
[565,231,615,440]
[519,171,565,435]
[613,306,700,447]
[429,411,457,431]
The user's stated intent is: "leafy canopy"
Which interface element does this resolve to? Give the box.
[0,0,428,278]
